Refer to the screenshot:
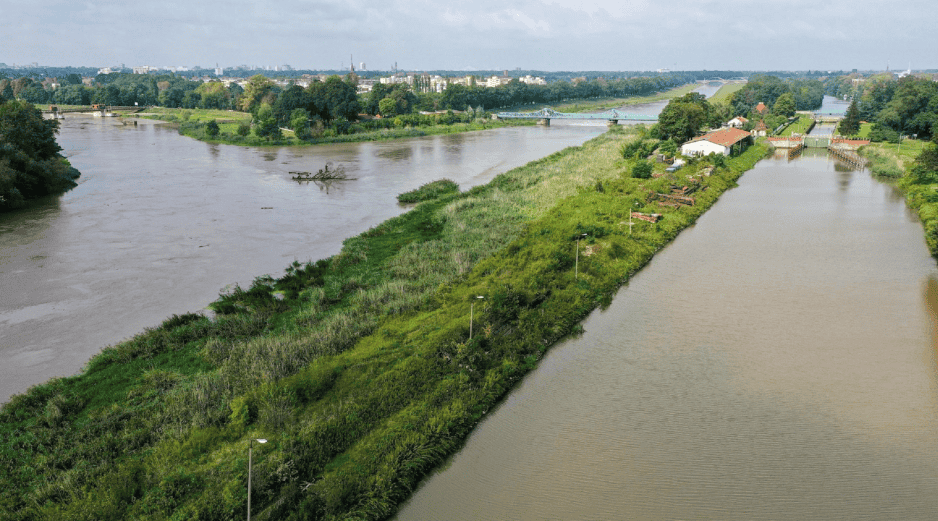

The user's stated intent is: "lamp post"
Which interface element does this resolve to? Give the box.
[469,295,484,340]
[248,438,267,521]
[575,233,587,279]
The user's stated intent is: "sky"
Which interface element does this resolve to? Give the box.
[2,0,935,72]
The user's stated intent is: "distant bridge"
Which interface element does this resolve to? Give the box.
[495,107,658,126]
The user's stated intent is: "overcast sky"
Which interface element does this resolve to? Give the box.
[2,0,935,71]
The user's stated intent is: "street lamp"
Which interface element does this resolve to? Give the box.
[575,233,587,279]
[248,438,268,521]
[469,295,484,340]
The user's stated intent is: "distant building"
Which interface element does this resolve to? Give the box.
[519,75,547,86]
[727,116,748,128]
[755,102,767,115]
[132,66,150,74]
[681,128,753,157]
[485,75,512,88]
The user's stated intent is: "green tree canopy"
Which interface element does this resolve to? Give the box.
[657,95,708,144]
[0,99,80,211]
[773,92,796,117]
[838,98,861,136]
[240,74,276,113]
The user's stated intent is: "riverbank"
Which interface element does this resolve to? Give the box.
[545,83,700,114]
[135,107,536,147]
[0,128,768,519]
[860,139,938,256]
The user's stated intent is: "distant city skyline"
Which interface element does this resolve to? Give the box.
[3,0,935,72]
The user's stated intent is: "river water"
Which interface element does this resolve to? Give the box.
[395,147,938,517]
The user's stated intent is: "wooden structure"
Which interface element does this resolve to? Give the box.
[631,211,662,223]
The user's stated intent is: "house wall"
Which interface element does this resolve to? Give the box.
[681,140,729,157]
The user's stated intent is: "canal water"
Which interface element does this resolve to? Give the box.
[395,145,938,517]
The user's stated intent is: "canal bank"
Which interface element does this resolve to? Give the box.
[394,143,938,521]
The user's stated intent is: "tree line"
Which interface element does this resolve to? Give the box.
[826,73,938,142]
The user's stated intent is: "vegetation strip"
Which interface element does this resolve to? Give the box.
[0,126,767,519]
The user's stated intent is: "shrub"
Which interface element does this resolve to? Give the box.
[397,179,460,203]
[631,159,653,179]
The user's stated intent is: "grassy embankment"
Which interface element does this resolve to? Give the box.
[708,82,746,104]
[135,107,535,147]
[860,139,938,255]
[778,115,815,137]
[0,128,768,520]
[499,83,700,115]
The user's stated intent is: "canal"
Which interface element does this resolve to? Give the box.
[395,141,938,517]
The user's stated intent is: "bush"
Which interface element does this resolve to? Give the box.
[631,159,653,179]
[205,119,219,138]
[397,179,460,203]
[237,123,250,136]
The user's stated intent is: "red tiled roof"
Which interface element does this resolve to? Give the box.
[755,102,767,113]
[687,127,752,147]
[832,138,871,146]
[734,116,748,123]
[754,120,767,130]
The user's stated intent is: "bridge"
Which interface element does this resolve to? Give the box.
[494,107,658,126]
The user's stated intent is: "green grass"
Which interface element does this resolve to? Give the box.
[778,115,815,137]
[708,82,746,104]
[542,83,700,114]
[858,122,873,139]
[0,127,768,520]
[397,179,460,203]
[137,108,534,147]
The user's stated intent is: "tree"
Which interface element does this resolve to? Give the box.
[253,103,281,141]
[773,92,796,118]
[205,119,219,138]
[240,74,276,113]
[0,100,80,211]
[910,134,938,184]
[290,108,310,139]
[657,100,707,144]
[659,140,678,158]
[378,97,397,117]
[838,98,861,136]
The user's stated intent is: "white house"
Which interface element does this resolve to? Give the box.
[681,128,753,157]
[727,116,748,128]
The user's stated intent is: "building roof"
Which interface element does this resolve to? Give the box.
[755,102,767,113]
[686,127,752,147]
[754,120,767,131]
[731,116,748,123]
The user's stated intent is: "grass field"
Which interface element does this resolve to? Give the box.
[779,115,815,137]
[708,82,746,104]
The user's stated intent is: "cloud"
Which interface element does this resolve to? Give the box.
[1,0,936,70]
